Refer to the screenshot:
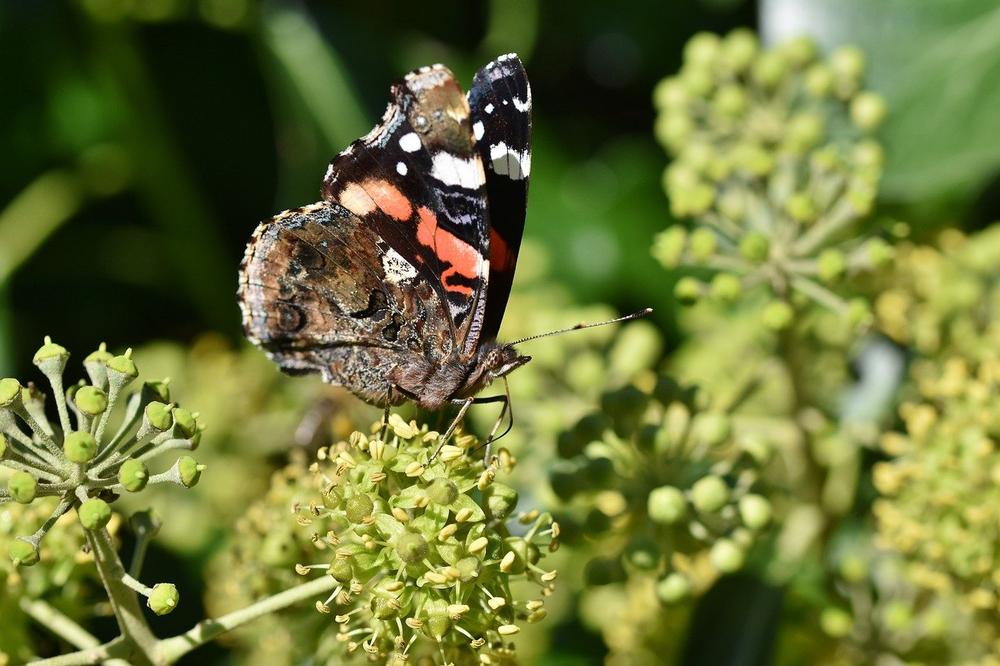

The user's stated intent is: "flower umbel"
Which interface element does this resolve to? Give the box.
[653,30,890,325]
[294,415,557,664]
[0,339,204,613]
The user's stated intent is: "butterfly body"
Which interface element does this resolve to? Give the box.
[238,55,532,412]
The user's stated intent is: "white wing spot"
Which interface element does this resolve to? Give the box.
[399,133,421,152]
[396,161,408,175]
[382,247,418,284]
[489,142,531,180]
[430,152,485,189]
[473,121,485,141]
[512,96,530,112]
[484,103,494,114]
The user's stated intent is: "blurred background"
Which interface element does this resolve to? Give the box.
[3,1,1000,664]
[2,0,999,375]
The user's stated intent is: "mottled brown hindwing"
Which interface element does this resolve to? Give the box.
[237,202,454,405]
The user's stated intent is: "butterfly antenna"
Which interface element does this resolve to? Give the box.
[507,308,653,346]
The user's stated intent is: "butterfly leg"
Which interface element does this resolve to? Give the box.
[430,397,476,461]
[481,378,514,463]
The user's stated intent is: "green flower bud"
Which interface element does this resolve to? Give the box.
[0,378,22,407]
[74,385,108,416]
[396,531,429,564]
[709,538,745,572]
[652,226,687,268]
[820,607,853,638]
[78,498,112,530]
[143,380,170,403]
[144,401,174,431]
[712,84,747,118]
[786,113,824,153]
[9,539,39,567]
[484,483,519,520]
[172,407,197,438]
[64,431,98,464]
[648,486,687,524]
[710,273,742,302]
[504,537,540,574]
[831,46,865,81]
[107,351,138,380]
[852,140,884,170]
[681,65,714,97]
[761,300,794,330]
[656,572,691,603]
[738,494,772,530]
[691,475,729,513]
[652,77,688,110]
[804,64,834,97]
[33,337,69,368]
[148,583,179,615]
[655,113,693,149]
[751,51,787,87]
[624,536,660,570]
[786,192,817,223]
[740,434,772,463]
[720,29,758,73]
[817,249,847,282]
[847,298,872,328]
[177,456,204,488]
[781,36,817,67]
[847,181,876,215]
[733,143,774,176]
[684,32,721,68]
[345,493,375,523]
[694,412,731,446]
[329,557,353,582]
[0,432,7,458]
[674,277,703,305]
[8,471,37,504]
[689,228,718,261]
[850,91,887,130]
[119,459,149,492]
[427,478,459,506]
[883,600,912,631]
[739,232,770,262]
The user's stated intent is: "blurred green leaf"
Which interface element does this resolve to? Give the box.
[762,0,1000,203]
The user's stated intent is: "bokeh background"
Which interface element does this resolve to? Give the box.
[6,0,997,379]
[2,1,1000,664]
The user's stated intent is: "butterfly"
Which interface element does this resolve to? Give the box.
[238,54,535,443]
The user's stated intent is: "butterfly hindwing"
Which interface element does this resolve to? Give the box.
[238,202,454,405]
[468,53,532,341]
[321,65,491,354]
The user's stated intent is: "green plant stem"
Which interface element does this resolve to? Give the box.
[85,528,158,665]
[18,598,100,651]
[154,575,339,663]
[28,637,126,666]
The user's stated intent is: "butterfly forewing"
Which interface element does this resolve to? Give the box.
[321,65,491,353]
[468,54,532,342]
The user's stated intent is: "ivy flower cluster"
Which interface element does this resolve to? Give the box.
[870,352,1000,658]
[875,226,1000,360]
[0,338,204,615]
[553,376,772,599]
[652,30,892,328]
[286,415,557,665]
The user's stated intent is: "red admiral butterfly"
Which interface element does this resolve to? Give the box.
[238,54,647,445]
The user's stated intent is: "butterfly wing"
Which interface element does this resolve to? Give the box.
[468,54,532,342]
[238,202,454,406]
[321,64,491,357]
